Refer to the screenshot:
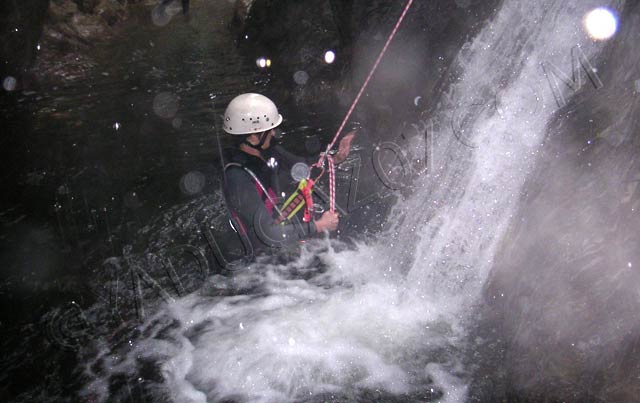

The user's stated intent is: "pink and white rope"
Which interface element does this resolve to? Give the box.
[314,0,414,213]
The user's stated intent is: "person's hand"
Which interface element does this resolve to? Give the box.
[315,211,339,233]
[334,131,356,164]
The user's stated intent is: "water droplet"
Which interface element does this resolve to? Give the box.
[256,57,271,69]
[293,70,309,85]
[324,50,336,64]
[153,92,179,119]
[583,8,617,41]
[3,76,17,92]
[179,171,206,195]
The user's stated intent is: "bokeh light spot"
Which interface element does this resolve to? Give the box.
[179,171,206,195]
[324,50,336,64]
[293,70,309,85]
[153,92,179,119]
[151,5,172,26]
[583,7,617,41]
[3,76,17,92]
[256,57,271,69]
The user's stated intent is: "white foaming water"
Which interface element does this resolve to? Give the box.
[83,0,622,401]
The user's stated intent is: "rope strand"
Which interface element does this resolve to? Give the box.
[318,0,414,167]
[315,0,414,212]
[328,155,336,212]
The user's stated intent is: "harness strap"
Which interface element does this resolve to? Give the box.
[224,162,287,221]
[276,180,308,224]
[300,179,315,222]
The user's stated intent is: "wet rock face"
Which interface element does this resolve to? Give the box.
[45,0,129,44]
[33,0,134,83]
[239,0,346,107]
[0,0,50,81]
[240,0,499,134]
[481,2,640,401]
[0,0,142,86]
[74,0,102,13]
[232,0,255,29]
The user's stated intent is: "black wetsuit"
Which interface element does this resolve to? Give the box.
[223,145,317,251]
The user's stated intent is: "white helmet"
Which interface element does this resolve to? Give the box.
[223,93,283,135]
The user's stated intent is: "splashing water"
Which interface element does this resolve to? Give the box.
[82,0,623,401]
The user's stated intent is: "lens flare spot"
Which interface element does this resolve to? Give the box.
[583,8,617,41]
[293,70,309,85]
[256,57,271,68]
[151,4,172,26]
[153,92,179,119]
[324,50,336,64]
[179,171,206,195]
[3,76,17,92]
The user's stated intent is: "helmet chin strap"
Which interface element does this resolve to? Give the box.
[243,131,269,151]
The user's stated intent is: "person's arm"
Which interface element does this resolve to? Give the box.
[274,131,356,166]
[332,131,356,164]
[272,144,317,166]
[225,167,316,248]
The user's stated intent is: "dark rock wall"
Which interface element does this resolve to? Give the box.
[0,0,50,82]
[477,1,640,401]
[348,0,500,131]
[240,0,348,109]
[1,0,140,88]
[240,0,501,137]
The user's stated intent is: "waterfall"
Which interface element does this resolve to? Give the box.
[81,1,624,402]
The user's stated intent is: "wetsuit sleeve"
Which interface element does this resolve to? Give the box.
[225,167,316,248]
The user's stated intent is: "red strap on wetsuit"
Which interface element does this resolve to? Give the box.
[301,179,315,222]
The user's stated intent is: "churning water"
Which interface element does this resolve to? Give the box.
[77,0,625,402]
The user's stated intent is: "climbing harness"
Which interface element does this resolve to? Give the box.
[300,178,315,223]
[224,162,287,222]
[275,178,316,224]
[312,0,414,212]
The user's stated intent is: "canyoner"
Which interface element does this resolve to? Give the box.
[216,0,415,258]
[218,93,354,255]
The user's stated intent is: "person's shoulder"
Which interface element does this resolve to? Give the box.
[225,147,248,164]
[224,163,246,179]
